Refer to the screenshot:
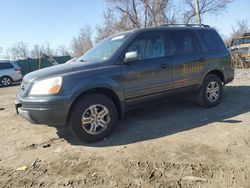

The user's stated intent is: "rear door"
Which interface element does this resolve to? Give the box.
[167,29,204,88]
[121,31,173,99]
[0,62,14,77]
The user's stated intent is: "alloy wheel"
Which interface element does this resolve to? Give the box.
[81,104,110,135]
[1,77,11,86]
[206,81,220,102]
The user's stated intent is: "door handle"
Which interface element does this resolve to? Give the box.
[160,64,169,69]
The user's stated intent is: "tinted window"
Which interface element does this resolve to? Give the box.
[199,30,226,51]
[0,63,14,70]
[242,38,250,44]
[127,32,165,60]
[233,38,250,46]
[168,30,201,55]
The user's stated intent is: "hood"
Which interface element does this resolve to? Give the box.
[24,61,102,83]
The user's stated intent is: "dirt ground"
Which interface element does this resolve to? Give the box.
[0,69,250,188]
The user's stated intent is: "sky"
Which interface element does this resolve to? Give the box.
[0,0,106,54]
[205,0,250,37]
[0,0,249,55]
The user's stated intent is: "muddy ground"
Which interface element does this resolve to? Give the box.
[0,69,250,188]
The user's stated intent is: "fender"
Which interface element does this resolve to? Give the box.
[67,76,125,118]
[199,60,225,88]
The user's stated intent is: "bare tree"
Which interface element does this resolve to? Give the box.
[57,45,70,56]
[232,20,250,38]
[43,41,55,57]
[31,42,60,59]
[96,0,176,41]
[31,44,44,59]
[7,47,18,60]
[96,9,127,42]
[106,0,141,28]
[142,0,175,26]
[17,42,29,58]
[114,0,175,26]
[183,0,233,24]
[71,25,93,57]
[7,42,29,60]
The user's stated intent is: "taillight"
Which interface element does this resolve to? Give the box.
[14,68,22,73]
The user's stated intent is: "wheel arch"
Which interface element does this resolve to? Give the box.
[0,75,13,80]
[200,69,225,88]
[206,69,225,84]
[67,87,124,125]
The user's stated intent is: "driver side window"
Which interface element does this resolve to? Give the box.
[127,32,165,60]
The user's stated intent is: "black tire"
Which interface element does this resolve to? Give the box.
[68,93,118,143]
[196,74,223,107]
[0,76,12,87]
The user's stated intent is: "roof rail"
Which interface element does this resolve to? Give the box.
[161,23,210,28]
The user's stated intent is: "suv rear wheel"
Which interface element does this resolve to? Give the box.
[0,76,12,87]
[68,94,118,143]
[196,74,223,107]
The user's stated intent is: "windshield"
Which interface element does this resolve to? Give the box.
[77,33,131,63]
[233,37,250,46]
[242,38,250,44]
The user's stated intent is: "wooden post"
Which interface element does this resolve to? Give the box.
[195,0,201,24]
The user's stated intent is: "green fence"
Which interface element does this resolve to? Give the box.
[18,56,71,75]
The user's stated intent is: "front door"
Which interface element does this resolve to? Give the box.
[120,31,173,100]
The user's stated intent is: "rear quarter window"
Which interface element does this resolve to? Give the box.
[167,30,202,56]
[0,63,14,70]
[199,30,226,51]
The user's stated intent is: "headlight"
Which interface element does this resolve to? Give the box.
[30,77,62,95]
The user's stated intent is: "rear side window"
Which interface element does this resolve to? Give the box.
[167,30,202,56]
[127,32,165,60]
[199,30,226,51]
[0,63,14,70]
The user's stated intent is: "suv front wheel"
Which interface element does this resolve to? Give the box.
[68,94,118,143]
[196,74,223,107]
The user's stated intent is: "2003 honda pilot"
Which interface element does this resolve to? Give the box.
[15,24,234,142]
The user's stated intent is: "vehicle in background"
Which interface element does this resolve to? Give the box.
[0,60,23,87]
[230,33,250,62]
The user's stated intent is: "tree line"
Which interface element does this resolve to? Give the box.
[0,0,249,60]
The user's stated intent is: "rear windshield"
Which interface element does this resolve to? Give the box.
[198,30,226,51]
[0,63,14,70]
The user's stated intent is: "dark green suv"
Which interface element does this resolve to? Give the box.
[15,24,234,142]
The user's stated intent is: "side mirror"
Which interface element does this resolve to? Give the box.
[124,51,138,63]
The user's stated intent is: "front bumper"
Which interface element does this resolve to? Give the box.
[15,95,72,126]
